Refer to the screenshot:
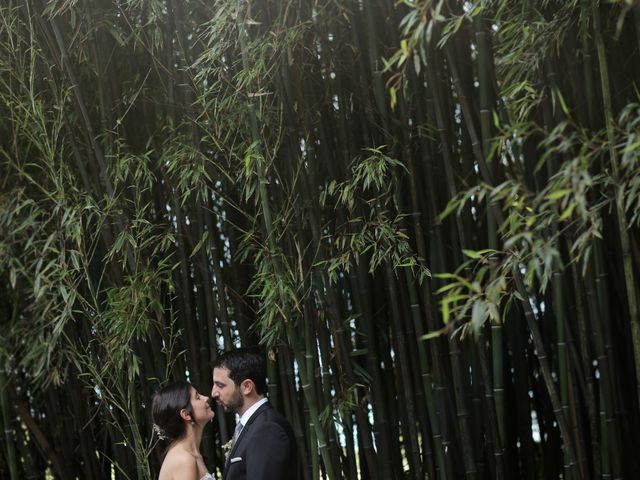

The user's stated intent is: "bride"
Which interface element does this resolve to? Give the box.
[152,381,215,480]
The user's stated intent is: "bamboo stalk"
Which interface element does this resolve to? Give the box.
[588,241,623,477]
[277,346,309,480]
[298,307,336,480]
[599,383,611,479]
[553,271,573,479]
[571,259,600,477]
[324,275,379,478]
[166,184,202,385]
[353,262,395,479]
[591,0,640,415]
[579,1,598,129]
[0,367,18,480]
[635,6,640,55]
[410,101,453,480]
[384,263,423,479]
[473,11,507,476]
[202,204,234,348]
[314,300,343,476]
[448,334,478,480]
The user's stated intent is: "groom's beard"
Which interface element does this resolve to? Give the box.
[222,387,244,414]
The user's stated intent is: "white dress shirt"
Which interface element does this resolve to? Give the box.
[238,397,268,429]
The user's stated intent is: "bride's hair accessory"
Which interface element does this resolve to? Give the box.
[153,423,167,440]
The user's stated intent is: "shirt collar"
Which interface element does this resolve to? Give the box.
[239,397,268,427]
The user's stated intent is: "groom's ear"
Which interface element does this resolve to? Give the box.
[240,379,255,395]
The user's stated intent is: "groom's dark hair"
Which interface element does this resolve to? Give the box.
[212,347,267,395]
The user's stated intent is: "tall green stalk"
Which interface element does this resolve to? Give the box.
[0,368,18,480]
[591,0,640,413]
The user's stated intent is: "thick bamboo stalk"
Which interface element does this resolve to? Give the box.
[503,308,534,480]
[448,334,477,480]
[634,6,640,55]
[202,203,234,348]
[473,11,507,476]
[473,331,504,480]
[410,108,453,480]
[0,367,18,480]
[181,211,216,392]
[353,262,395,479]
[314,301,343,475]
[323,273,379,478]
[277,347,309,480]
[514,271,578,465]
[166,185,202,384]
[578,1,598,129]
[571,260,600,477]
[552,271,573,479]
[599,384,611,478]
[384,263,423,479]
[591,0,640,415]
[396,269,436,476]
[588,242,623,477]
[298,308,336,480]
[194,208,221,353]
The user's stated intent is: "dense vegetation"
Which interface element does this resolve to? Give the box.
[1,0,640,478]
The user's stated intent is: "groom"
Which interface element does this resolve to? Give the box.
[211,348,297,480]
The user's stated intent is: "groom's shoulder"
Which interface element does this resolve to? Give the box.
[252,403,293,434]
[262,402,290,423]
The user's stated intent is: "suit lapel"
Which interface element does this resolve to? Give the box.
[226,402,271,468]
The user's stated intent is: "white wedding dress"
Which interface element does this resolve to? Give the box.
[200,474,214,480]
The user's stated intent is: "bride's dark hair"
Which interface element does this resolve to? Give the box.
[152,381,193,441]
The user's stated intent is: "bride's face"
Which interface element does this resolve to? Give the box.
[188,387,215,425]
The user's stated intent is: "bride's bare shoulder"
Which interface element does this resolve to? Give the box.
[158,446,198,480]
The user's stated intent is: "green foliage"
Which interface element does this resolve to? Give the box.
[320,147,430,282]
[2,0,640,478]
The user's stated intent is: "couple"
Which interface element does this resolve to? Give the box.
[152,348,297,480]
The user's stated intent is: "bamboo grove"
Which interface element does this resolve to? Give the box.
[1,0,640,478]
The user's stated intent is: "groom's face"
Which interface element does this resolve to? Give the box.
[211,367,244,414]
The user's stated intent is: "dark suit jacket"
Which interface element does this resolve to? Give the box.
[223,401,297,480]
